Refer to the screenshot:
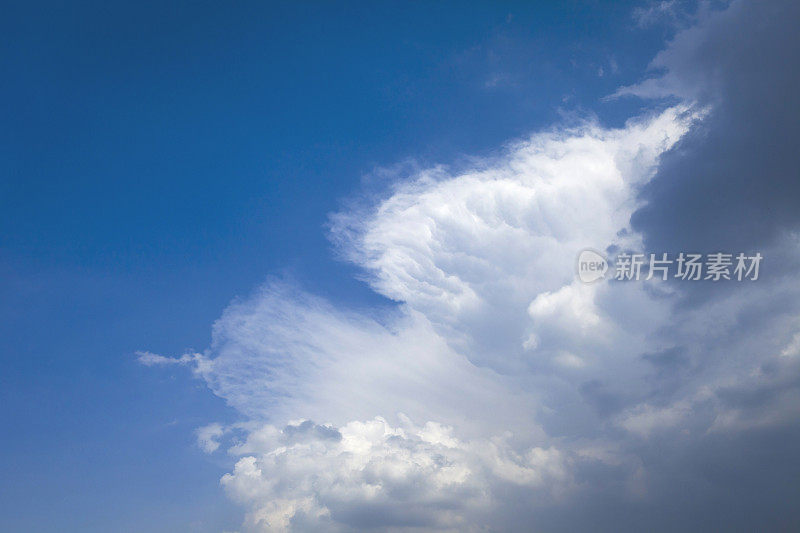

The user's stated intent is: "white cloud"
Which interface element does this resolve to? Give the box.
[780,332,800,358]
[632,0,687,29]
[136,350,212,375]
[617,402,691,438]
[221,417,571,532]
[196,423,226,454]
[330,106,694,373]
[142,105,719,530]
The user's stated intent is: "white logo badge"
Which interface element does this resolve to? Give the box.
[576,249,608,283]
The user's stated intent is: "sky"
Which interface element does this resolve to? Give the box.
[2,1,799,531]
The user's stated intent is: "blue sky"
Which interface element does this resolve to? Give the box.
[3,1,800,532]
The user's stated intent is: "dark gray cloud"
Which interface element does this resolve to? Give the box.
[631,0,800,254]
[598,1,800,529]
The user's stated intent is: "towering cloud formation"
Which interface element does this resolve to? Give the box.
[144,1,800,530]
[146,106,700,530]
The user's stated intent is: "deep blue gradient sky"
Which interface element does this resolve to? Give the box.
[1,2,688,531]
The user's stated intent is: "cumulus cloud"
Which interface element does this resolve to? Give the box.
[221,417,571,532]
[329,106,693,373]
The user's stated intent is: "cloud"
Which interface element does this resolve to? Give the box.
[136,350,211,374]
[616,401,691,438]
[632,0,686,29]
[221,417,571,532]
[147,105,703,531]
[623,0,800,252]
[196,423,226,454]
[329,106,694,374]
[199,282,531,438]
[142,1,800,530]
